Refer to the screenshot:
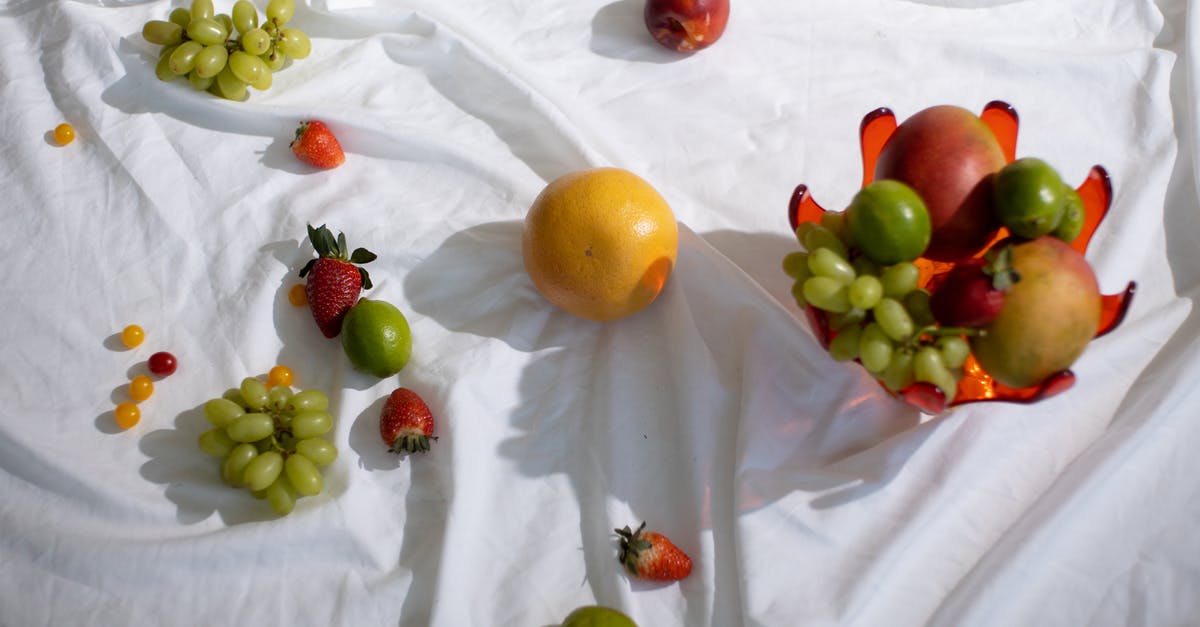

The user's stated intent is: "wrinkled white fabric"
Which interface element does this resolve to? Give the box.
[1,0,1198,625]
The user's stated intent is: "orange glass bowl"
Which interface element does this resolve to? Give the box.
[787,101,1136,414]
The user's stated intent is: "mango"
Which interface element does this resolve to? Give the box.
[875,105,1008,262]
[970,236,1102,388]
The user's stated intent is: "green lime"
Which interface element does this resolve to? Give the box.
[992,157,1066,239]
[845,179,931,265]
[561,605,638,627]
[1053,184,1085,244]
[340,298,412,378]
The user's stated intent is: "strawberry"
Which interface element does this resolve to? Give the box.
[291,120,345,169]
[929,245,1020,328]
[615,522,692,582]
[299,224,376,338]
[380,387,437,454]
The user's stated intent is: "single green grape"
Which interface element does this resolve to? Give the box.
[225,413,275,443]
[242,451,284,492]
[794,221,817,246]
[827,324,862,362]
[203,398,245,428]
[213,65,248,101]
[913,346,946,382]
[241,28,271,55]
[250,67,272,91]
[155,49,178,82]
[903,289,935,327]
[276,28,311,59]
[222,387,246,405]
[936,336,971,370]
[228,50,268,86]
[168,40,205,76]
[858,323,894,373]
[222,443,258,486]
[295,438,338,466]
[198,428,236,457]
[188,69,215,91]
[807,247,856,285]
[143,20,183,46]
[802,225,849,259]
[187,17,228,47]
[240,377,269,410]
[266,0,296,26]
[873,297,914,342]
[191,0,214,21]
[851,254,880,278]
[285,454,323,497]
[193,44,228,78]
[913,346,957,402]
[261,49,286,71]
[214,13,233,35]
[231,0,258,33]
[802,276,851,314]
[288,389,329,413]
[847,275,883,310]
[168,7,192,28]
[291,411,332,439]
[880,262,920,297]
[268,385,294,411]
[881,349,915,392]
[819,211,851,246]
[828,307,867,331]
[782,251,810,280]
[265,476,296,515]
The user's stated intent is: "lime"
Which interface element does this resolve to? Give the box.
[1053,184,1085,244]
[992,157,1066,239]
[340,298,412,378]
[561,605,638,627]
[845,179,931,265]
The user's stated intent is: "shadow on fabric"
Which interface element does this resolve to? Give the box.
[401,220,931,616]
[590,0,689,64]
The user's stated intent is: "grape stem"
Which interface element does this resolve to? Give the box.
[920,325,986,338]
[906,324,985,351]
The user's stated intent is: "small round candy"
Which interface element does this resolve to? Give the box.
[115,402,141,429]
[288,284,308,306]
[121,325,145,348]
[148,351,178,376]
[267,365,294,387]
[54,123,75,145]
[129,375,154,402]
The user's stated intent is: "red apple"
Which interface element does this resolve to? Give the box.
[644,0,730,52]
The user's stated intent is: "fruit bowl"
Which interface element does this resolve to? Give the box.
[787,101,1136,414]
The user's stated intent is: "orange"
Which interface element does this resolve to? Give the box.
[522,168,678,322]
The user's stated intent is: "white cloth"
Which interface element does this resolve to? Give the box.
[2,0,1198,625]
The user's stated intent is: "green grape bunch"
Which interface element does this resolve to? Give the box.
[142,0,312,100]
[783,208,974,405]
[197,377,337,515]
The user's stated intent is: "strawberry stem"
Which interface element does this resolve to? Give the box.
[984,245,1020,291]
[615,522,651,577]
[300,223,375,288]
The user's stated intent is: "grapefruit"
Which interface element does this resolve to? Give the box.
[522,168,679,322]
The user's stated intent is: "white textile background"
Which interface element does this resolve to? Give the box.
[2,0,1198,625]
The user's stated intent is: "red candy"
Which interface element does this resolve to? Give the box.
[148,351,178,376]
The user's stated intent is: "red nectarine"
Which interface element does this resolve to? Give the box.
[644,0,729,52]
